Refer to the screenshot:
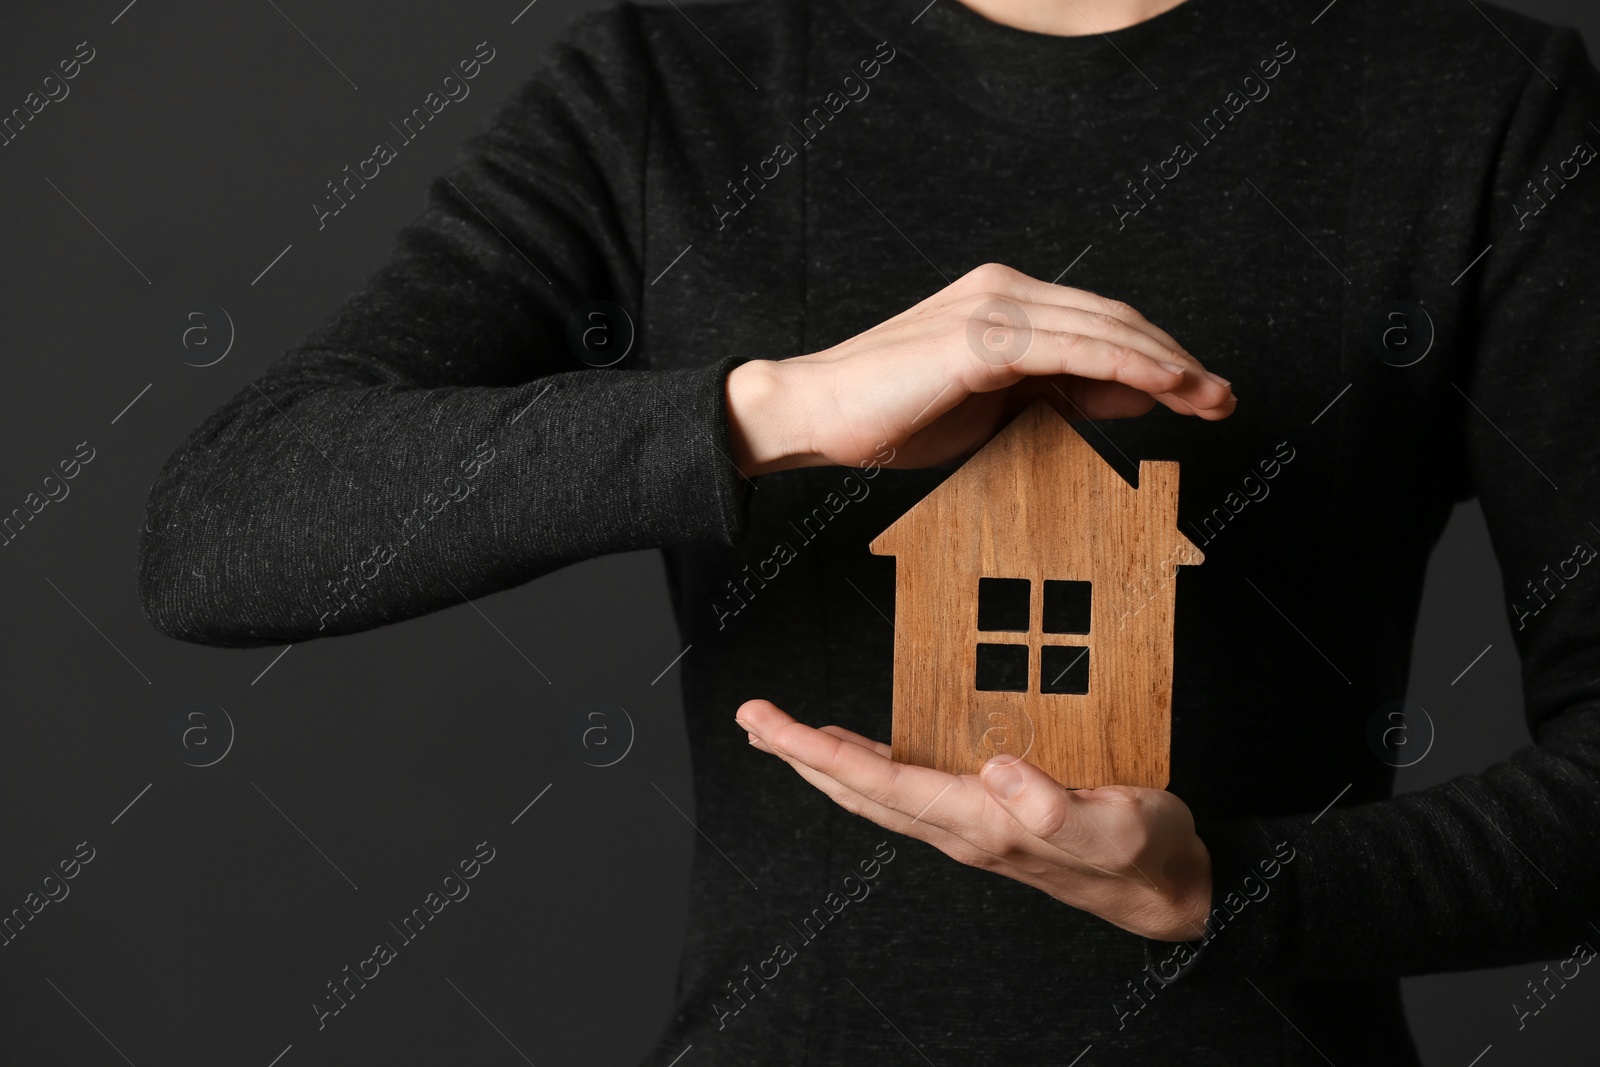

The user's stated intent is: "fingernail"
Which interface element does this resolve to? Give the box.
[1204,370,1231,387]
[983,758,1025,800]
[1160,361,1186,375]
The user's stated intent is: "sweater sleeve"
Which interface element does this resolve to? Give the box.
[1144,25,1600,984]
[137,6,753,649]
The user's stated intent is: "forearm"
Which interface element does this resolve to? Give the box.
[139,358,750,647]
[1150,731,1600,984]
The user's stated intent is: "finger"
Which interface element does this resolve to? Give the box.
[740,701,1107,879]
[997,268,1203,364]
[1047,373,1234,424]
[954,262,1204,369]
[1012,302,1191,375]
[738,703,996,856]
[1006,304,1236,413]
[739,700,991,829]
[1030,366,1210,420]
[817,723,892,758]
[770,743,1112,885]
[776,750,990,858]
[1055,290,1195,367]
[1172,393,1237,420]
[1151,392,1200,416]
[955,264,1236,413]
[779,751,1111,883]
[958,300,1202,405]
[1150,386,1238,420]
[1001,330,1192,399]
[773,715,981,824]
[1024,377,1161,422]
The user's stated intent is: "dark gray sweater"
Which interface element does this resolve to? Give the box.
[137,0,1600,1062]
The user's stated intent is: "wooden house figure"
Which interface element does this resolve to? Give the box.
[868,398,1203,789]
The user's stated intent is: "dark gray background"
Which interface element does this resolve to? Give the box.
[1,1,1594,1063]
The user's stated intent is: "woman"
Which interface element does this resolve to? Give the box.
[139,0,1600,1061]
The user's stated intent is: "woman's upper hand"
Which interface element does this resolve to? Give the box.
[726,261,1237,476]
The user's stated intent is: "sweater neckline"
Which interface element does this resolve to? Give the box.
[838,0,1224,126]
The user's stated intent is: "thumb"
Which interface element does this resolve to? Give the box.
[979,754,1080,843]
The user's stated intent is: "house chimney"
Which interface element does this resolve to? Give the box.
[1137,460,1181,529]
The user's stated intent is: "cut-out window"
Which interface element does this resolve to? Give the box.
[973,577,1092,695]
[977,577,1031,632]
[1040,645,1090,695]
[975,643,1029,692]
[1042,580,1092,634]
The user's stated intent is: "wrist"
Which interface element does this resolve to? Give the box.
[725,359,818,477]
[1146,838,1214,942]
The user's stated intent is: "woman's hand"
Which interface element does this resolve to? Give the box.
[726,262,1237,476]
[735,698,1214,942]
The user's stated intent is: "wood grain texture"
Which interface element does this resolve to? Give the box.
[868,398,1203,789]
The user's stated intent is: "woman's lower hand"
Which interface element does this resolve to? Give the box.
[735,697,1214,942]
[726,261,1237,477]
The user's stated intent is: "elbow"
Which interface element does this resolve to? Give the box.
[136,547,198,645]
[137,485,281,650]
[137,519,236,647]
[136,384,330,648]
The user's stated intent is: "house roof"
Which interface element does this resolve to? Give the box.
[868,397,1204,569]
